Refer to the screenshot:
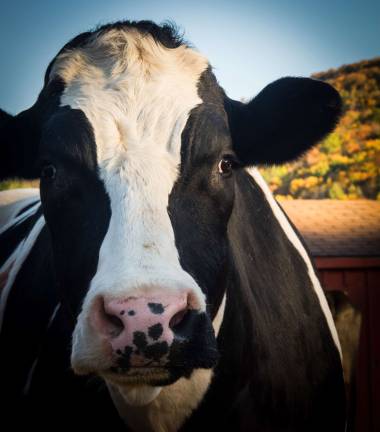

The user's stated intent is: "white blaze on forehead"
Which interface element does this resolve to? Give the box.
[51,28,208,162]
[53,29,208,313]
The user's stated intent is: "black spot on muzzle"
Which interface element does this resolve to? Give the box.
[148,323,164,340]
[113,311,219,385]
[148,302,165,314]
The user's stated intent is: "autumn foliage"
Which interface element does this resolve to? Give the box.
[260,57,380,200]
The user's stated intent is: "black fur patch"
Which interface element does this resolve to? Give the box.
[168,311,219,375]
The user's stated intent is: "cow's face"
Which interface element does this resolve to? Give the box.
[0,22,342,406]
[40,28,231,395]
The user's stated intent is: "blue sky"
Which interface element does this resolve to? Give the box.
[1,0,379,113]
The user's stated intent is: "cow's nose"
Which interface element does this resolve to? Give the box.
[91,292,190,367]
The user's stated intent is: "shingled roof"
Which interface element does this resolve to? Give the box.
[280,200,380,257]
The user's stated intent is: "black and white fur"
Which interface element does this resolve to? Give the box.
[0,21,345,431]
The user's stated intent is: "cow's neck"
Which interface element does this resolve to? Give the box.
[107,295,226,432]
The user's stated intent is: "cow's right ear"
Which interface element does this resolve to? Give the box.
[224,77,342,166]
[0,107,40,180]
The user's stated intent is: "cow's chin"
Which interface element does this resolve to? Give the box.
[107,381,163,407]
[100,367,174,388]
[101,366,192,407]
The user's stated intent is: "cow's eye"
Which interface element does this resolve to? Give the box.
[218,157,234,177]
[41,164,56,180]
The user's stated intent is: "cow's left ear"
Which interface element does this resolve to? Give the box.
[0,109,13,128]
[0,106,40,180]
[225,77,342,166]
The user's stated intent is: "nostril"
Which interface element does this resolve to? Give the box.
[104,312,124,336]
[169,308,188,330]
[92,297,125,338]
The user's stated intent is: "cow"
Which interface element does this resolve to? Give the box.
[0,20,346,431]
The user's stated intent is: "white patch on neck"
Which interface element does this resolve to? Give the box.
[246,167,342,359]
[113,385,163,407]
[108,369,213,432]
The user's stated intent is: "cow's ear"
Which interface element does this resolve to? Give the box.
[0,106,40,180]
[225,77,342,166]
[0,109,13,128]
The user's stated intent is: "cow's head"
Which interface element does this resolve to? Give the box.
[0,22,341,405]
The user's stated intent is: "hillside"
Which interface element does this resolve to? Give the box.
[260,57,380,200]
